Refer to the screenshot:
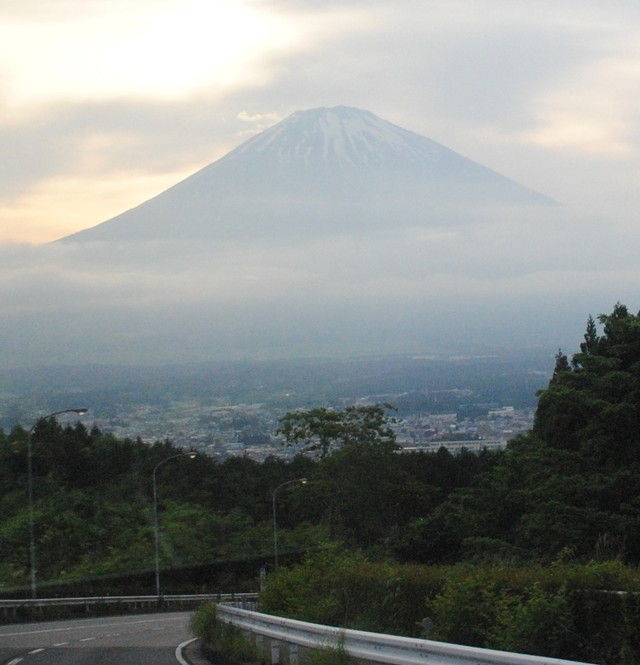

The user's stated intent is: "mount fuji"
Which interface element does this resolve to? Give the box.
[59,106,554,243]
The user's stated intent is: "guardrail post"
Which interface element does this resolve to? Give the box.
[289,643,299,665]
[271,640,280,665]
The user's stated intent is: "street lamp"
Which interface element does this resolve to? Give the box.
[27,408,88,598]
[272,478,307,571]
[152,451,197,598]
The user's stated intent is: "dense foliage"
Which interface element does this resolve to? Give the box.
[0,416,496,593]
[260,551,640,664]
[0,425,319,592]
[393,304,640,565]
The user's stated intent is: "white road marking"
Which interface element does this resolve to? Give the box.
[0,615,187,637]
[28,648,45,654]
[79,637,96,641]
[53,642,68,646]
[175,637,197,665]
[7,658,23,665]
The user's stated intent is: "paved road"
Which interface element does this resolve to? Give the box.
[0,611,194,665]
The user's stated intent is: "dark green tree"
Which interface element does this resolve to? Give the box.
[553,349,570,376]
[580,315,599,355]
[277,404,397,457]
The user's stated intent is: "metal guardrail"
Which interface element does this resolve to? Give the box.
[216,604,598,665]
[0,593,258,621]
[0,593,258,609]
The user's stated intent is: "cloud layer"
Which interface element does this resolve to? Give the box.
[1,202,638,365]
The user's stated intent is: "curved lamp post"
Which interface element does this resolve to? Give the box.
[272,477,307,571]
[27,408,88,598]
[152,451,197,598]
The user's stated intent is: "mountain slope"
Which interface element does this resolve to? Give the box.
[59,106,554,243]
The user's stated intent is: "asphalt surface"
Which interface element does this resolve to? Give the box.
[0,611,194,665]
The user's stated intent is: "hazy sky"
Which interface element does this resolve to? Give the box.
[2,0,640,243]
[2,0,640,366]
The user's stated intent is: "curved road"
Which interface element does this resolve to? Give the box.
[0,611,194,665]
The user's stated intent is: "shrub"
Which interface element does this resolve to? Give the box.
[191,602,263,664]
[491,585,576,658]
[260,548,448,635]
[190,602,219,643]
[427,577,502,647]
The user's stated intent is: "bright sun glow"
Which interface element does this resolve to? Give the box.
[0,0,364,243]
[0,0,297,109]
[0,169,196,244]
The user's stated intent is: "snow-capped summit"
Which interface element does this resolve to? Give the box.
[60,106,554,243]
[229,106,443,168]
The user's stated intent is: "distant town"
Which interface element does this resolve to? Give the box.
[87,395,533,460]
[0,354,548,459]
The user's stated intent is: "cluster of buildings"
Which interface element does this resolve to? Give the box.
[92,397,534,460]
[0,383,535,460]
[393,407,534,454]
[100,400,278,456]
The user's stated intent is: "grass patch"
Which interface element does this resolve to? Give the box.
[304,643,351,665]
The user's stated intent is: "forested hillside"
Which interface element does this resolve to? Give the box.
[0,415,497,593]
[394,303,640,564]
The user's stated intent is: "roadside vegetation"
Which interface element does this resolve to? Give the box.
[191,602,350,665]
[191,602,264,664]
[260,550,640,663]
